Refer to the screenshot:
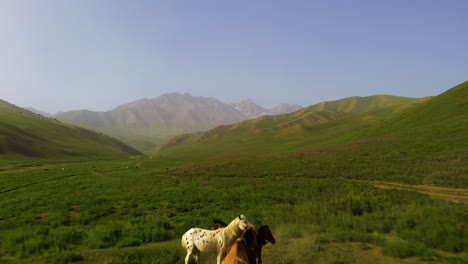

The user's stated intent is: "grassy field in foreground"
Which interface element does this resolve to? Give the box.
[0,157,466,264]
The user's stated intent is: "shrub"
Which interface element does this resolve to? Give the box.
[47,250,83,263]
[1,226,51,257]
[86,222,123,249]
[50,226,81,249]
[382,239,440,260]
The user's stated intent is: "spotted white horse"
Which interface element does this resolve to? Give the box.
[181,215,254,264]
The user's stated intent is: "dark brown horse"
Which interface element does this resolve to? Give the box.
[256,226,275,264]
[211,219,276,264]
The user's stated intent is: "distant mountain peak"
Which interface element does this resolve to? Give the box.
[231,99,267,119]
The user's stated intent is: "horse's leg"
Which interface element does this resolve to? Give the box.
[216,251,225,264]
[184,252,191,264]
[185,248,196,264]
[257,245,263,264]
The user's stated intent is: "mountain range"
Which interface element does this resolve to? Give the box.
[52,93,303,151]
[230,99,303,119]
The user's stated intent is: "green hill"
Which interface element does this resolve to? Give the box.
[152,94,425,159]
[355,81,468,138]
[304,94,417,113]
[0,99,143,158]
[170,81,468,188]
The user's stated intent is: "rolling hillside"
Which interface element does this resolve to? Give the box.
[170,81,467,188]
[0,99,142,158]
[355,81,468,139]
[152,94,425,158]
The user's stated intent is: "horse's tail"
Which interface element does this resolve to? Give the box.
[181,232,187,249]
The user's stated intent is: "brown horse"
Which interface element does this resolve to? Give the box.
[221,227,258,264]
[211,220,276,264]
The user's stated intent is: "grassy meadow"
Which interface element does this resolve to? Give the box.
[0,154,466,264]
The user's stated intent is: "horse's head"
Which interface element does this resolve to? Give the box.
[236,214,254,231]
[259,225,276,244]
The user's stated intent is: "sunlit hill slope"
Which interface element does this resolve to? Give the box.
[0,100,142,158]
[170,81,468,188]
[152,94,427,158]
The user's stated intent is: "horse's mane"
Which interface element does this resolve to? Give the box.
[223,215,245,239]
[243,227,257,245]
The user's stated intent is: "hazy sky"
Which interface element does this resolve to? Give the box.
[1,0,467,114]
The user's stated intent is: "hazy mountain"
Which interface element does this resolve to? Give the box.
[54,93,247,151]
[231,99,267,119]
[0,99,142,158]
[231,100,303,119]
[53,93,305,152]
[25,107,52,118]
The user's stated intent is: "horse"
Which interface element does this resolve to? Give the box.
[182,215,254,264]
[221,227,258,264]
[256,226,276,264]
[210,220,276,264]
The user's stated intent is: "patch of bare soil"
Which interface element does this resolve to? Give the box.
[355,180,468,204]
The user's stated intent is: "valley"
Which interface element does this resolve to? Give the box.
[52,94,304,152]
[0,82,466,264]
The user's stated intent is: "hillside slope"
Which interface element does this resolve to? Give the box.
[0,100,142,158]
[169,82,468,187]
[152,94,423,158]
[355,81,468,138]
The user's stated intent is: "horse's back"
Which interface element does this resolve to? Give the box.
[222,238,250,264]
[182,227,221,253]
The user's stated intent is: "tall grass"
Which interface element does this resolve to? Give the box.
[0,158,466,263]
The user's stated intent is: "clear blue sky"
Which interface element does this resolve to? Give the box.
[0,0,467,113]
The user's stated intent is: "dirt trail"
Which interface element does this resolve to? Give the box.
[355,180,468,204]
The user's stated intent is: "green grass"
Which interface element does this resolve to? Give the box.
[170,111,467,188]
[354,81,468,139]
[0,156,466,263]
[0,100,142,158]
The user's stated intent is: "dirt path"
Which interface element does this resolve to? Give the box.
[354,180,468,204]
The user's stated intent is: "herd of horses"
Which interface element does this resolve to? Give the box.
[181,215,276,264]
